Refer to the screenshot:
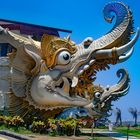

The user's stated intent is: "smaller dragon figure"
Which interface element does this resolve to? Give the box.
[0,1,139,120]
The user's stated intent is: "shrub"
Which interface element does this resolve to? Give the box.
[0,115,4,125]
[31,120,47,134]
[48,118,57,136]
[47,118,82,136]
[0,115,82,136]
[64,118,81,136]
[4,116,12,128]
[11,116,24,127]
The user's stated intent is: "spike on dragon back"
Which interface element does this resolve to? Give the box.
[0,1,139,120]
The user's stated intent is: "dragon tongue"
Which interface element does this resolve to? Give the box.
[71,76,78,87]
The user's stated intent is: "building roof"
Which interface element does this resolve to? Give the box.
[0,18,72,37]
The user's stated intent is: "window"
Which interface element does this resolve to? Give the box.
[0,43,13,57]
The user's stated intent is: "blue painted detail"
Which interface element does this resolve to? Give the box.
[103,2,129,28]
[56,107,90,119]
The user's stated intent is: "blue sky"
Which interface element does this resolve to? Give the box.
[0,0,140,121]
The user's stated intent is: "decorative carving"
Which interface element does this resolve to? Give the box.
[41,35,77,68]
[0,2,139,120]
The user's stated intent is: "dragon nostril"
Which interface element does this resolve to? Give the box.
[106,85,110,91]
[83,37,93,48]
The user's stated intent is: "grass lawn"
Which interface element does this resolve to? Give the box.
[0,124,33,134]
[114,126,140,138]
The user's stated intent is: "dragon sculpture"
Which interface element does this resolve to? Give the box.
[0,2,139,120]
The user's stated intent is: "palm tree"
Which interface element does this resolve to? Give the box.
[114,107,122,126]
[128,107,140,126]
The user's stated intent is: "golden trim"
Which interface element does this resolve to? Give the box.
[41,34,77,68]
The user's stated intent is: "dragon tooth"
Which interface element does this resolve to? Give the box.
[83,65,89,70]
[78,70,84,75]
[101,102,105,108]
[71,76,78,87]
[89,59,95,65]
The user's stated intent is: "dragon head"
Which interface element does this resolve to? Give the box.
[30,25,137,109]
[0,2,139,118]
[85,69,130,117]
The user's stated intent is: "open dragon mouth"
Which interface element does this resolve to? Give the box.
[53,59,102,104]
[54,77,89,101]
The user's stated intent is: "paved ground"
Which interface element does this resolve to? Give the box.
[31,131,140,140]
[0,130,29,140]
[94,131,140,140]
[0,134,18,140]
[81,129,140,140]
[0,129,140,140]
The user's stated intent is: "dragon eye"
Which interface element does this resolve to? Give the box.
[95,92,101,98]
[57,51,71,65]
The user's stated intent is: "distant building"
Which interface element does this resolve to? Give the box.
[0,19,71,110]
[0,18,71,56]
[0,57,9,110]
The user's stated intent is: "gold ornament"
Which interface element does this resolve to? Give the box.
[41,34,77,68]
